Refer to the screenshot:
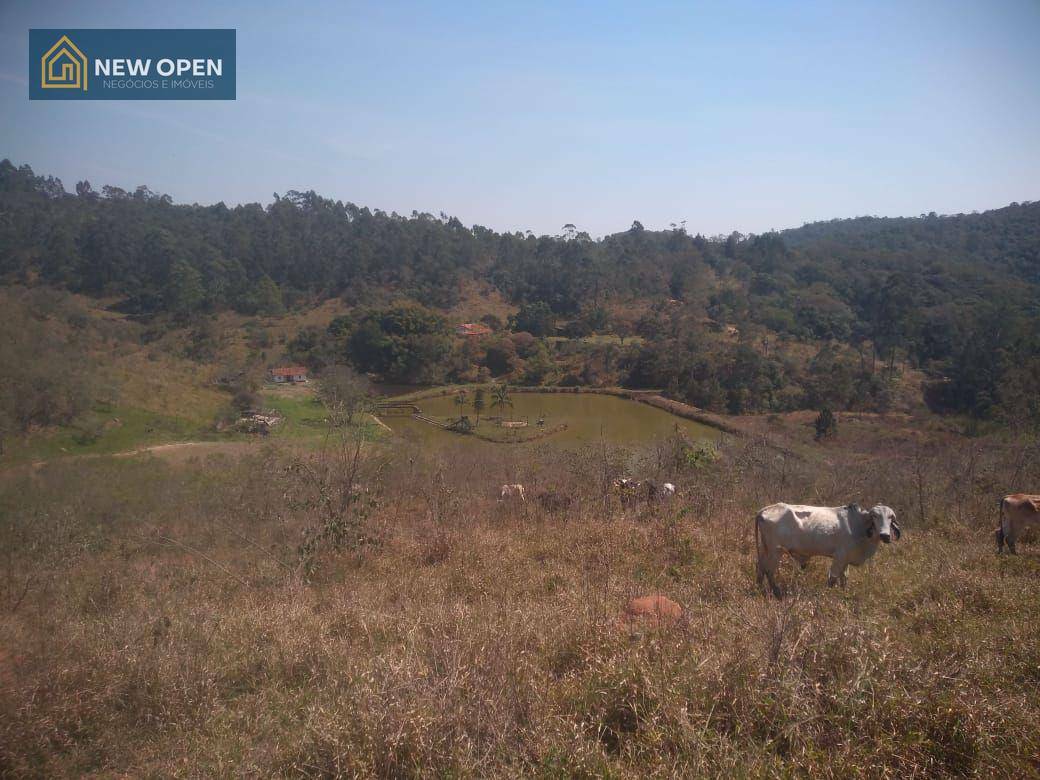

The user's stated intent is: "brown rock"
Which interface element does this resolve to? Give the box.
[623,594,682,626]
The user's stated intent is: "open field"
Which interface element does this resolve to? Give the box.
[5,6,1040,775]
[2,426,1038,776]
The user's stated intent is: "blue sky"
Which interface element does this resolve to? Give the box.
[2,1,1038,237]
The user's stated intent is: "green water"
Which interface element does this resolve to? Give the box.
[383,391,718,447]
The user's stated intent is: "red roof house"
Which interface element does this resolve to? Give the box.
[269,366,308,383]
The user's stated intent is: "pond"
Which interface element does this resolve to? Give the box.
[380,390,719,448]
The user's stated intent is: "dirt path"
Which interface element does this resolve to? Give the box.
[0,440,259,478]
[109,441,226,457]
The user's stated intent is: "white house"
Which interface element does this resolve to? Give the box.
[269,366,308,383]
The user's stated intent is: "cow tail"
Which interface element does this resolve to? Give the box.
[754,512,764,571]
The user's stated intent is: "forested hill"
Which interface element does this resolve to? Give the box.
[2,158,1039,423]
[3,158,1038,319]
[782,204,1040,285]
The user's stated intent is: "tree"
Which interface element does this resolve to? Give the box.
[472,387,486,423]
[0,300,98,442]
[345,303,451,383]
[453,389,468,420]
[479,313,503,331]
[815,408,837,440]
[317,365,371,426]
[583,306,609,332]
[521,342,555,385]
[510,301,556,337]
[483,339,519,376]
[167,259,204,319]
[247,275,285,316]
[490,383,513,415]
[614,317,635,344]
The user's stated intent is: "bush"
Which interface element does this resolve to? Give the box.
[815,407,837,440]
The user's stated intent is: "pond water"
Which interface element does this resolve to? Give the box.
[381,391,719,448]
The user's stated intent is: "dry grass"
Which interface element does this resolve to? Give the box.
[1,432,1039,777]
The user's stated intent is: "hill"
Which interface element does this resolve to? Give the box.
[2,158,1039,437]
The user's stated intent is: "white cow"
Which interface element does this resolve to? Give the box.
[996,493,1040,553]
[754,503,901,597]
[661,483,676,499]
[499,484,526,502]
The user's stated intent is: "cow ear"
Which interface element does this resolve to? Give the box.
[891,520,901,540]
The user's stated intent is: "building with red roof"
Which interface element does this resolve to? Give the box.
[269,366,308,383]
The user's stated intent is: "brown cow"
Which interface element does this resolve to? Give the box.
[996,493,1040,554]
[499,484,526,502]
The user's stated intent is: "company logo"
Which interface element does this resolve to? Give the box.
[29,29,235,101]
[41,35,88,91]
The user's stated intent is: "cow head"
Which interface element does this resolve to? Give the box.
[866,505,900,543]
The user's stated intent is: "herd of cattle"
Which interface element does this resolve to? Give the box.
[498,478,675,507]
[499,482,1040,598]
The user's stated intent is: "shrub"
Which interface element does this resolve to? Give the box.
[815,407,837,440]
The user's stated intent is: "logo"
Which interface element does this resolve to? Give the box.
[41,35,88,91]
[29,29,235,101]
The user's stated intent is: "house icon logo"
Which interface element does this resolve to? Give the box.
[41,35,88,91]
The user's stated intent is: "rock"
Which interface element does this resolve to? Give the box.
[622,594,682,626]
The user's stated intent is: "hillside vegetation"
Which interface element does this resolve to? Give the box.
[2,159,1039,434]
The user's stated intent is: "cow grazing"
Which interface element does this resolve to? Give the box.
[996,493,1040,553]
[499,484,526,502]
[643,479,677,501]
[754,503,901,597]
[613,477,642,505]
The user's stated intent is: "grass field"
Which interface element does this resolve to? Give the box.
[1,386,370,466]
[2,425,1038,776]
[263,389,332,438]
[0,405,228,465]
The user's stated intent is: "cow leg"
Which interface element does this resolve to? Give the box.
[760,546,782,599]
[1004,517,1017,554]
[995,525,1005,554]
[827,558,848,588]
[756,556,780,598]
[766,571,782,599]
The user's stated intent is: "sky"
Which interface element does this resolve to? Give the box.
[2,0,1039,238]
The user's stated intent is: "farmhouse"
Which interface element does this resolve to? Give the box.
[269,366,308,383]
[455,322,492,337]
